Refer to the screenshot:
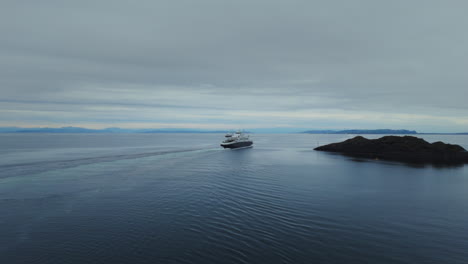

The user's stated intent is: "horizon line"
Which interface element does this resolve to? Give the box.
[1,126,467,134]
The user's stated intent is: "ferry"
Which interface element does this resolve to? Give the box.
[220,131,253,149]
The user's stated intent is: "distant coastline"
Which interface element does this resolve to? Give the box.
[302,129,417,134]
[0,127,229,134]
[302,129,468,135]
[0,127,467,134]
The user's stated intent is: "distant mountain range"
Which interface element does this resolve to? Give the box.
[0,127,467,134]
[302,129,418,134]
[0,127,229,134]
[302,129,468,135]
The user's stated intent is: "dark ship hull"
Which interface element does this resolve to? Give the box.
[220,140,253,149]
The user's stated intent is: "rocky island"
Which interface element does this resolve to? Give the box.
[314,136,468,164]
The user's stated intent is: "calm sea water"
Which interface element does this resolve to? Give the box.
[1,133,467,264]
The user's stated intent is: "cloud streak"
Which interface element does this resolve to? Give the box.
[1,0,468,132]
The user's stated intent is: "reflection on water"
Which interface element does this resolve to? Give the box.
[0,134,467,264]
[327,152,467,169]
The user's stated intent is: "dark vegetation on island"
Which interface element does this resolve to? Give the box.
[314,136,468,165]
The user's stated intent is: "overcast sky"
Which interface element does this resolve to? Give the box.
[1,0,467,132]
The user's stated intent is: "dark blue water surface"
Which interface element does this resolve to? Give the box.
[1,134,467,264]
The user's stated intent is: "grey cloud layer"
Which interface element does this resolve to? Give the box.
[1,0,467,130]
